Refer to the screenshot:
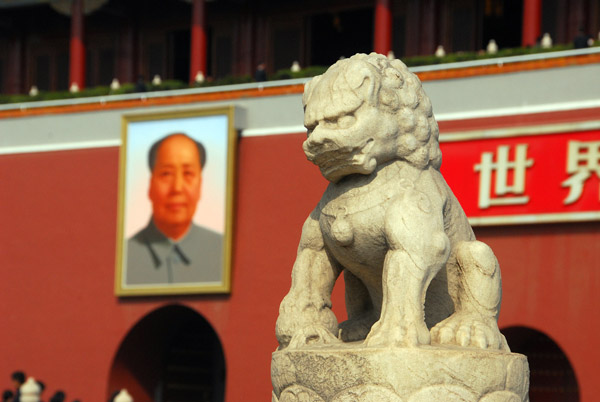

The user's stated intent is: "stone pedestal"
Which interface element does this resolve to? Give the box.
[272,343,529,402]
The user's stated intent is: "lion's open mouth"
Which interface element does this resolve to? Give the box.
[304,138,375,181]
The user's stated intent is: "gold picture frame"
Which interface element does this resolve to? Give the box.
[115,106,237,296]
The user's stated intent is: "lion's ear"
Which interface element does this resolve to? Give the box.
[344,64,377,105]
[303,75,322,108]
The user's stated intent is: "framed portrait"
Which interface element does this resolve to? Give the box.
[115,107,237,296]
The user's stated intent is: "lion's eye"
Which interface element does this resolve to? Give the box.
[338,114,356,129]
[323,118,337,128]
[320,115,355,130]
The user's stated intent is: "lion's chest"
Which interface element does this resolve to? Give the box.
[319,181,398,271]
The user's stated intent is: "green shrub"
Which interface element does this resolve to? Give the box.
[194,75,253,87]
[272,65,328,80]
[149,79,188,91]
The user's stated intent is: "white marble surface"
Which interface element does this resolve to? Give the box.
[273,53,529,402]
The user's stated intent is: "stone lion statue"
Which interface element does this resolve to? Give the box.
[276,53,508,351]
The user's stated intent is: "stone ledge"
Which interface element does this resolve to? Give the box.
[272,343,529,402]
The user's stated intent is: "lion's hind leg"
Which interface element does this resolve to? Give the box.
[338,270,379,342]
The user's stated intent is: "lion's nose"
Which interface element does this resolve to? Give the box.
[305,127,336,148]
[304,136,336,156]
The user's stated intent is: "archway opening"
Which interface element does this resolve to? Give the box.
[502,326,579,401]
[107,305,225,402]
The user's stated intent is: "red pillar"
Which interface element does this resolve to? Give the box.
[69,0,85,89]
[522,0,542,47]
[190,0,207,83]
[374,0,392,55]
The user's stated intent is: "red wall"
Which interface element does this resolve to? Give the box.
[0,133,332,401]
[477,222,600,402]
[1,131,599,401]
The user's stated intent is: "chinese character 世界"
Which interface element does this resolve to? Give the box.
[562,140,600,205]
[474,144,534,209]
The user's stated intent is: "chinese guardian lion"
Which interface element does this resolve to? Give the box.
[276,53,508,351]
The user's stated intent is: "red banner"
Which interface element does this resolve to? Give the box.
[440,128,600,225]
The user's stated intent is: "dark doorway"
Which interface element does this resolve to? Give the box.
[482,0,523,49]
[0,58,4,94]
[108,305,225,402]
[273,26,302,72]
[169,30,191,83]
[502,327,579,401]
[215,34,233,78]
[309,8,373,67]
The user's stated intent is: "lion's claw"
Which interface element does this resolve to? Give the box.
[364,318,430,348]
[431,312,509,351]
[437,325,455,344]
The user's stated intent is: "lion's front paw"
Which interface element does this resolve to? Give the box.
[430,312,509,351]
[286,325,341,349]
[363,318,430,348]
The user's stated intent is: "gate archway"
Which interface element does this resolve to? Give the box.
[107,305,225,402]
[502,326,579,401]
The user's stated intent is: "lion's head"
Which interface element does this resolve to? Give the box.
[302,53,441,183]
